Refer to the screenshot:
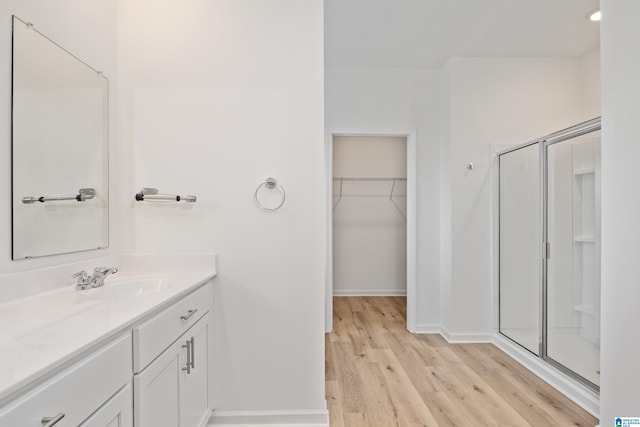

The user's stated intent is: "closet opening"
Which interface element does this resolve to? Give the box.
[325,131,417,333]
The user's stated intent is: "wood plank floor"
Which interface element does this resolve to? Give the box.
[325,296,599,427]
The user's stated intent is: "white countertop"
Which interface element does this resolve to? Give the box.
[0,253,216,405]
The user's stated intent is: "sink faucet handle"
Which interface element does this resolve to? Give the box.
[72,270,91,287]
[94,266,118,275]
[72,270,88,280]
[91,267,118,288]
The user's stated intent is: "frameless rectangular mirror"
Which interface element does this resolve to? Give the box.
[11,16,109,259]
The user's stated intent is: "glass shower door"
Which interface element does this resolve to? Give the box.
[499,143,541,354]
[545,130,601,388]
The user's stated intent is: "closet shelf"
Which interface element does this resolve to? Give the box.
[332,177,407,219]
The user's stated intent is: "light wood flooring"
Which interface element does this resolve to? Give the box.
[325,296,599,427]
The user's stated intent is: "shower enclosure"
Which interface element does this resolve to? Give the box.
[498,118,600,391]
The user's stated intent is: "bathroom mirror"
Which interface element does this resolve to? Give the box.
[11,16,109,259]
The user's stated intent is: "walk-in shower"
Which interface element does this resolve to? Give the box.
[498,118,601,391]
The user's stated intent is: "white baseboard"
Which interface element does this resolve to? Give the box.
[413,323,442,334]
[333,289,407,296]
[493,334,600,418]
[413,325,493,343]
[439,326,493,343]
[208,410,329,427]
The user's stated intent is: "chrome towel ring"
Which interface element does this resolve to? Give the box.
[254,177,286,211]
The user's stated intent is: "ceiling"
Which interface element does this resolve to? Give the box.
[325,0,601,68]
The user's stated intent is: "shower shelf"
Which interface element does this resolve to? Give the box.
[573,236,595,243]
[573,305,596,316]
[573,168,595,176]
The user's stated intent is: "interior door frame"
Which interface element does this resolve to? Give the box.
[325,129,417,333]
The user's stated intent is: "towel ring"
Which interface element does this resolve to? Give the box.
[254,177,286,211]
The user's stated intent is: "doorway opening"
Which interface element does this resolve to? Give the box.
[325,131,417,333]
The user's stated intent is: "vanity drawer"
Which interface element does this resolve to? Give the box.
[133,282,212,373]
[0,333,131,426]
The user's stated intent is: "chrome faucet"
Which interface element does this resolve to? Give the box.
[73,267,118,290]
[72,270,92,289]
[92,267,118,287]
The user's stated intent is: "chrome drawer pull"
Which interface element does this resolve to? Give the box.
[42,412,65,426]
[180,308,198,321]
[190,336,195,369]
[182,340,191,374]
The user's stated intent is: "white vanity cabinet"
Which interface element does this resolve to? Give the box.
[133,283,213,427]
[80,383,132,427]
[0,334,132,427]
[0,264,215,427]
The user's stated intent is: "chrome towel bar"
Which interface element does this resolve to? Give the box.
[135,188,197,203]
[22,188,96,204]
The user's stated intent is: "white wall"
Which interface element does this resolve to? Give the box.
[333,136,407,295]
[600,0,640,422]
[440,57,586,338]
[333,136,407,177]
[581,48,601,120]
[0,1,120,277]
[118,0,326,415]
[325,66,442,327]
[439,63,453,336]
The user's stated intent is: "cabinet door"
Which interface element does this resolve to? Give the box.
[134,342,181,427]
[180,313,211,427]
[80,383,132,427]
[0,335,131,427]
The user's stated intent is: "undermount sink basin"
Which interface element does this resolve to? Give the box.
[77,277,176,300]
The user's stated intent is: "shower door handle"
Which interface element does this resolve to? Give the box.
[543,241,551,259]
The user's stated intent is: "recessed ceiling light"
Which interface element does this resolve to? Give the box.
[589,9,601,22]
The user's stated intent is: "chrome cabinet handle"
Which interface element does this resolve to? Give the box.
[182,340,191,374]
[42,412,65,426]
[189,336,195,369]
[180,308,198,321]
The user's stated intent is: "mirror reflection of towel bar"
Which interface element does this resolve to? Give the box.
[135,188,197,203]
[22,188,96,204]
